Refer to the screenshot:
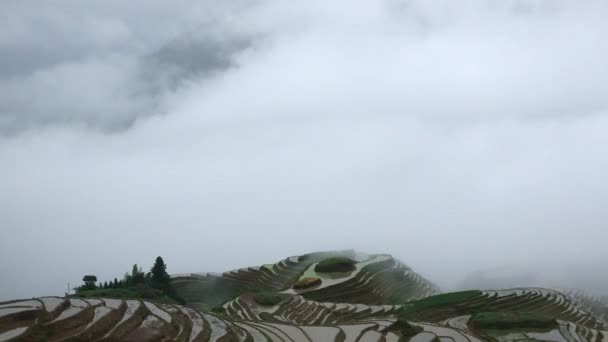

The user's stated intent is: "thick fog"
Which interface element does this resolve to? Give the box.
[1,0,608,301]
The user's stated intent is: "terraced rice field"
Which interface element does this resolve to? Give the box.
[1,251,607,341]
[403,288,605,328]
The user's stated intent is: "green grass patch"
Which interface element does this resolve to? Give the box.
[314,257,357,273]
[298,250,355,263]
[401,290,482,315]
[74,285,177,304]
[470,311,557,330]
[171,277,251,310]
[253,292,283,306]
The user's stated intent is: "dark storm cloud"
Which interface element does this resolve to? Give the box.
[0,0,252,134]
[1,0,608,300]
[148,31,252,86]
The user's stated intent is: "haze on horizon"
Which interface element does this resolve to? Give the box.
[1,0,607,301]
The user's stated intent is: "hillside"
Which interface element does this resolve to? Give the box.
[1,250,607,341]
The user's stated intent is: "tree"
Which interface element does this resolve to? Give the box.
[123,272,131,287]
[132,264,145,285]
[82,275,97,290]
[113,278,119,288]
[103,281,108,289]
[149,256,183,303]
[150,256,170,287]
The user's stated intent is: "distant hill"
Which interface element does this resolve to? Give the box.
[460,262,608,298]
[1,250,607,341]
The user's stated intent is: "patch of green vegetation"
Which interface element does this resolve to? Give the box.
[470,311,557,330]
[171,278,242,311]
[253,292,283,306]
[314,257,357,273]
[383,318,422,338]
[298,250,356,263]
[74,285,178,304]
[401,290,482,316]
[293,277,321,290]
[74,256,184,304]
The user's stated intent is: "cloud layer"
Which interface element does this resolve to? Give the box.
[1,0,608,300]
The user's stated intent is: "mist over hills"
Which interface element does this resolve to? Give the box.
[1,250,607,341]
[1,0,607,326]
[458,261,608,298]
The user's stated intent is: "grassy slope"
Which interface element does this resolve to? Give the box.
[74,286,178,304]
[401,290,482,316]
[171,277,251,311]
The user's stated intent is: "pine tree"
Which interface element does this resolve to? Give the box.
[113,278,119,288]
[103,281,108,289]
[150,256,170,287]
[149,256,183,304]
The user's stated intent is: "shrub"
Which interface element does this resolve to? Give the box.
[314,257,356,273]
[293,277,322,290]
[253,292,283,306]
[470,312,557,330]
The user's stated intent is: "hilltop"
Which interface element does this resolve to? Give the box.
[1,250,607,341]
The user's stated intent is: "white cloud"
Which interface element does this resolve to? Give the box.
[1,0,608,300]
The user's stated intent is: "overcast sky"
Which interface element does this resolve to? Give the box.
[1,0,607,301]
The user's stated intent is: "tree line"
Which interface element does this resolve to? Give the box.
[78,256,180,302]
